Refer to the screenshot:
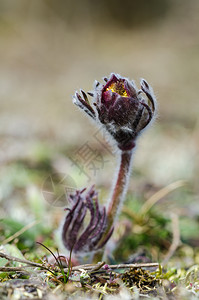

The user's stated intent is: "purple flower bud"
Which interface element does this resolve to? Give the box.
[73,73,157,150]
[62,186,114,253]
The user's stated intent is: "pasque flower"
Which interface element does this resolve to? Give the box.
[73,73,156,150]
[62,186,114,253]
[63,73,157,260]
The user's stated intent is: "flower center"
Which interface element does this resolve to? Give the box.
[106,80,128,97]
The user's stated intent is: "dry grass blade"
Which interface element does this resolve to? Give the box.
[140,180,187,215]
[162,213,181,266]
[2,220,40,245]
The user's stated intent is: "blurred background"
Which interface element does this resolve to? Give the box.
[0,0,199,263]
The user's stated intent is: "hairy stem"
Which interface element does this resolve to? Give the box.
[94,149,134,261]
[107,149,133,226]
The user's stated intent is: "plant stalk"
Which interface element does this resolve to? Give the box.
[94,148,134,261]
[107,149,133,226]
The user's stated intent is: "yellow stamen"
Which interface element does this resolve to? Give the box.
[106,81,128,97]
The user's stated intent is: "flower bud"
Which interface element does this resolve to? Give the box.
[62,186,114,253]
[73,73,157,151]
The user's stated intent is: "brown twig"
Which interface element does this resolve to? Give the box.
[88,261,106,274]
[0,252,50,271]
[0,266,30,272]
[64,262,159,273]
[0,251,159,277]
[105,262,159,269]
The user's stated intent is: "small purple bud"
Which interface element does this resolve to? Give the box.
[62,186,114,254]
[103,264,111,271]
[73,73,157,151]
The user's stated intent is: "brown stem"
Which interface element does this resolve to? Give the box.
[94,149,134,261]
[107,149,133,226]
